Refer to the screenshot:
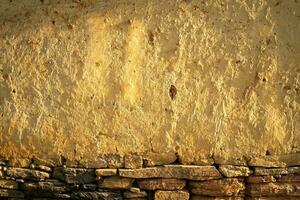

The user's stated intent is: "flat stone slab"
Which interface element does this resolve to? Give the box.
[247,183,300,197]
[119,165,221,180]
[219,165,251,177]
[53,167,95,184]
[7,168,50,180]
[288,167,300,174]
[247,197,300,200]
[0,189,24,198]
[189,178,245,196]
[0,179,18,189]
[277,175,300,183]
[99,176,134,189]
[138,178,186,190]
[72,191,122,200]
[95,169,117,177]
[246,175,276,184]
[190,196,244,200]
[154,190,189,200]
[254,167,288,175]
[21,182,68,193]
[35,165,52,172]
[126,198,147,200]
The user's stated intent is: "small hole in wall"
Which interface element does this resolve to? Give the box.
[169,85,177,100]
[52,20,56,25]
[148,31,154,46]
[266,150,271,156]
[12,89,16,93]
[262,78,267,82]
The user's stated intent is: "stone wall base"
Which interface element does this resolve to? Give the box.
[1,158,300,199]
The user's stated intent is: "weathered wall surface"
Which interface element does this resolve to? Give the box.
[0,0,299,167]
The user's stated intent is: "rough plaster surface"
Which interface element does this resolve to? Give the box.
[0,0,299,166]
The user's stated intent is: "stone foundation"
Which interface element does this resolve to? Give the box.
[1,158,300,199]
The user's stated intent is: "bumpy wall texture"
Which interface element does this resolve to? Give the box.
[0,0,300,167]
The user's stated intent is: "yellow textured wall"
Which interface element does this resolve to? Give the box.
[0,0,299,166]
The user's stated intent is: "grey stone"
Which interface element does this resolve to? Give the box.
[53,167,65,181]
[55,193,72,198]
[72,191,122,200]
[7,168,50,180]
[0,160,7,166]
[45,178,65,186]
[288,167,300,174]
[64,168,95,184]
[21,181,68,193]
[81,184,97,191]
[254,167,288,175]
[0,189,24,198]
[53,167,96,184]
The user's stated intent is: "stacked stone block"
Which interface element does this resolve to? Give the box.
[0,156,300,199]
